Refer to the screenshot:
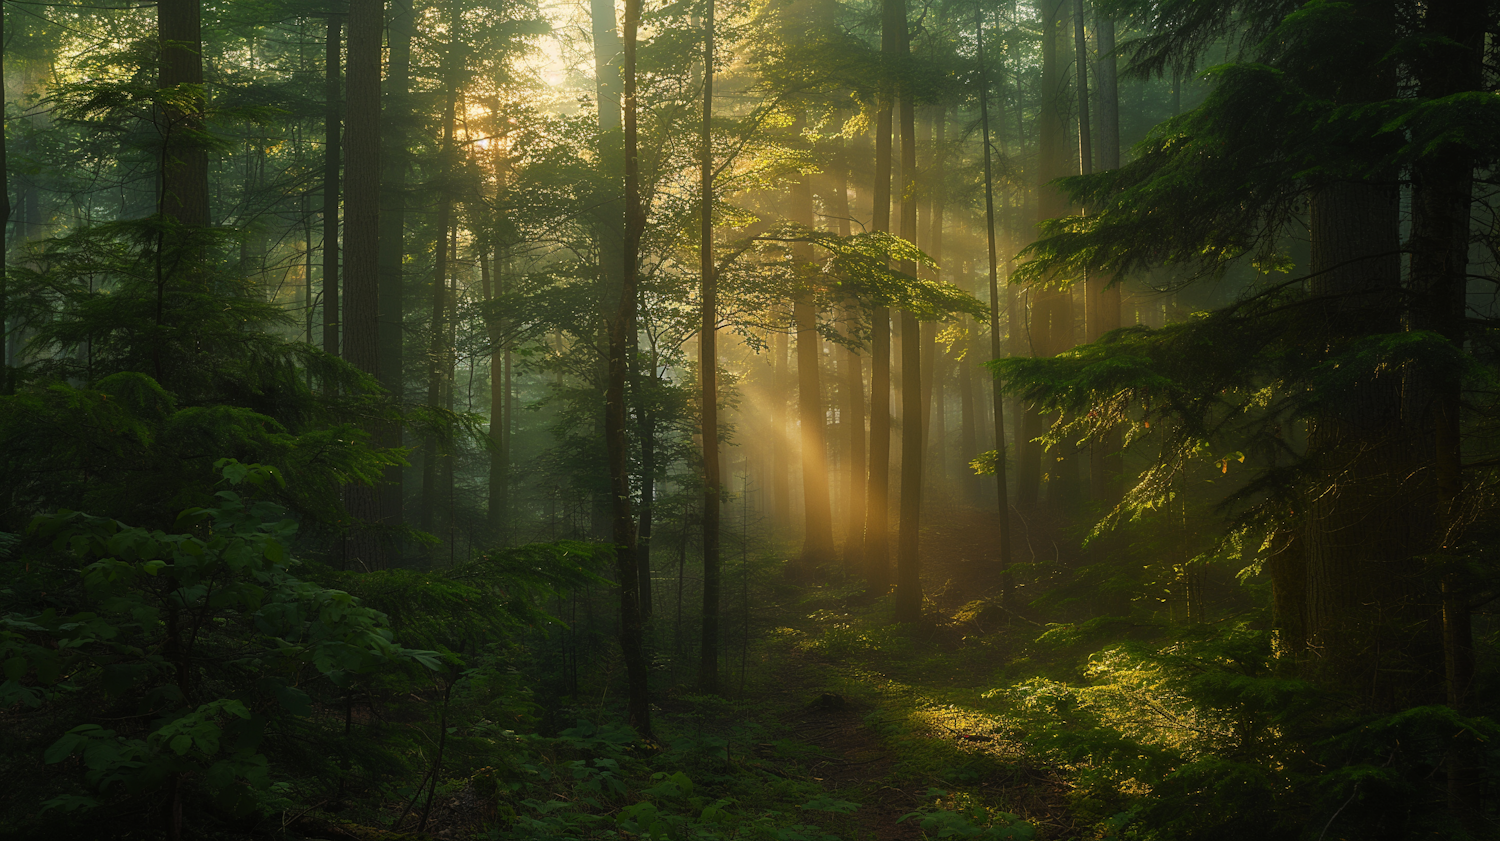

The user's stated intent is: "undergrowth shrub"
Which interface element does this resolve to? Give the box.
[997,625,1500,840]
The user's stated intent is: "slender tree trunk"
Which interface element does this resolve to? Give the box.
[893,9,923,623]
[613,0,652,736]
[0,1,10,389]
[481,246,511,542]
[699,0,721,692]
[322,16,341,358]
[378,0,414,539]
[864,0,900,591]
[420,10,462,538]
[977,4,1015,608]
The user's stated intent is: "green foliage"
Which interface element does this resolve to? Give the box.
[1,461,436,827]
[900,789,1035,841]
[993,627,1500,840]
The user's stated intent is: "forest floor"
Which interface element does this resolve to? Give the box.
[295,500,1083,841]
[739,502,1078,841]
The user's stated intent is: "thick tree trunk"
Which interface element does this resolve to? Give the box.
[1407,0,1480,817]
[342,0,382,567]
[158,0,209,229]
[322,17,341,358]
[1302,179,1413,702]
[614,0,652,736]
[378,0,414,538]
[1020,0,1074,508]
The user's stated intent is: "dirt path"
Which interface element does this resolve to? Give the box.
[765,668,926,841]
[752,501,1077,841]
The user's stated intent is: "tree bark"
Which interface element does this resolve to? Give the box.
[0,1,10,385]
[864,0,899,592]
[613,0,652,737]
[1020,0,1074,508]
[592,0,627,543]
[419,6,463,540]
[378,0,415,538]
[699,0,721,692]
[1302,178,1411,701]
[977,5,1015,608]
[322,16,341,358]
[893,7,923,624]
[342,0,382,567]
[158,0,209,229]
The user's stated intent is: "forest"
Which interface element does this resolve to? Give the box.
[0,0,1495,837]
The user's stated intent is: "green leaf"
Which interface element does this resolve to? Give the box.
[169,734,194,755]
[45,733,84,764]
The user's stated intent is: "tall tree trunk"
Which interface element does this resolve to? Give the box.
[592,0,627,542]
[420,7,462,539]
[158,0,209,229]
[864,0,899,592]
[613,0,652,737]
[977,4,1015,608]
[0,0,10,388]
[793,132,835,568]
[699,0,721,692]
[341,0,381,567]
[1020,0,1073,508]
[322,16,341,358]
[1302,178,1409,698]
[378,0,415,539]
[893,7,923,624]
[1407,0,1480,816]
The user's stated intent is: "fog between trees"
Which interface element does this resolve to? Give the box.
[2,0,1498,838]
